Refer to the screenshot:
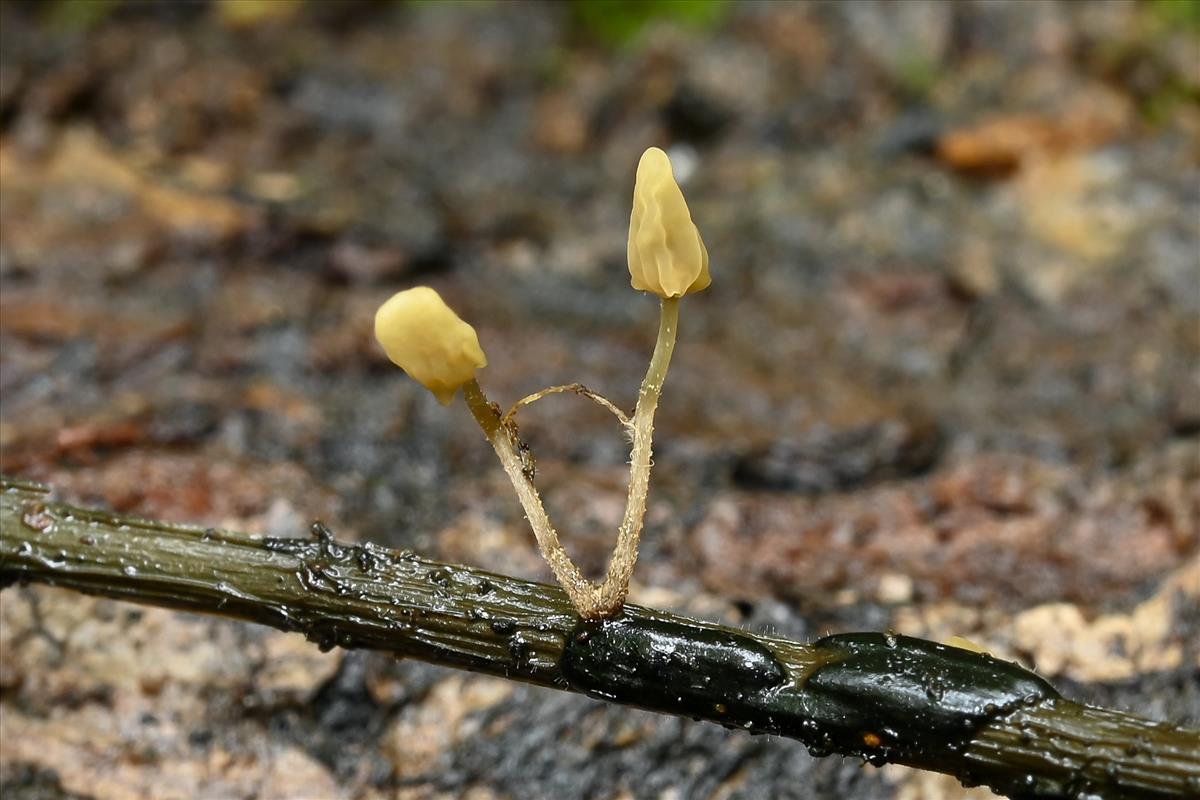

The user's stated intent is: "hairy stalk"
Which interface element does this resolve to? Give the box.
[462,378,600,613]
[598,296,678,611]
[503,383,631,428]
[464,298,679,618]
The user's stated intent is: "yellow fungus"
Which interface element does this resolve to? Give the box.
[375,147,711,617]
[374,287,487,405]
[627,147,710,299]
[944,635,992,656]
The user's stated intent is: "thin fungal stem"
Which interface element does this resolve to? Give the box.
[462,378,600,614]
[597,296,679,612]
[463,297,680,618]
[502,384,631,428]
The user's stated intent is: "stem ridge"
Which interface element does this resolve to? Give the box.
[2,477,1197,799]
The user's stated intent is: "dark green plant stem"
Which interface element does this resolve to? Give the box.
[1,476,1197,799]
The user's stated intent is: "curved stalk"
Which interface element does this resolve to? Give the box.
[463,297,680,618]
[502,383,631,428]
[462,379,600,613]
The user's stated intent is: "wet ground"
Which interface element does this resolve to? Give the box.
[0,1,1197,798]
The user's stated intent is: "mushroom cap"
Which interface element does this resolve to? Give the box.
[374,287,487,404]
[627,147,710,299]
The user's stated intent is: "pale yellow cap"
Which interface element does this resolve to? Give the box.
[374,287,487,404]
[627,147,710,299]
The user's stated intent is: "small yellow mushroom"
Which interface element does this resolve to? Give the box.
[627,146,710,299]
[374,287,487,405]
[373,147,712,618]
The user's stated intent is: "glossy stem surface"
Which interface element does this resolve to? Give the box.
[2,477,1196,799]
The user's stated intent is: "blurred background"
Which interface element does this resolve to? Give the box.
[1,1,1197,798]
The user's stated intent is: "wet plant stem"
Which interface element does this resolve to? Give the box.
[1,476,1197,799]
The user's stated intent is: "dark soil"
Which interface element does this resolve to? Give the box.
[1,2,1197,798]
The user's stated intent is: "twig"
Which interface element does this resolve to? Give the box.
[1,476,1197,799]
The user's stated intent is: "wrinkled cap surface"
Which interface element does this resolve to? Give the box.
[627,147,710,299]
[374,287,487,404]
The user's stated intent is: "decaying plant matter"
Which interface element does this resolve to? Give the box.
[2,477,1198,799]
[5,147,1198,799]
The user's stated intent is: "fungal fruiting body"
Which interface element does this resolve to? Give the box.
[374,147,708,618]
[374,287,487,405]
[627,146,710,299]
